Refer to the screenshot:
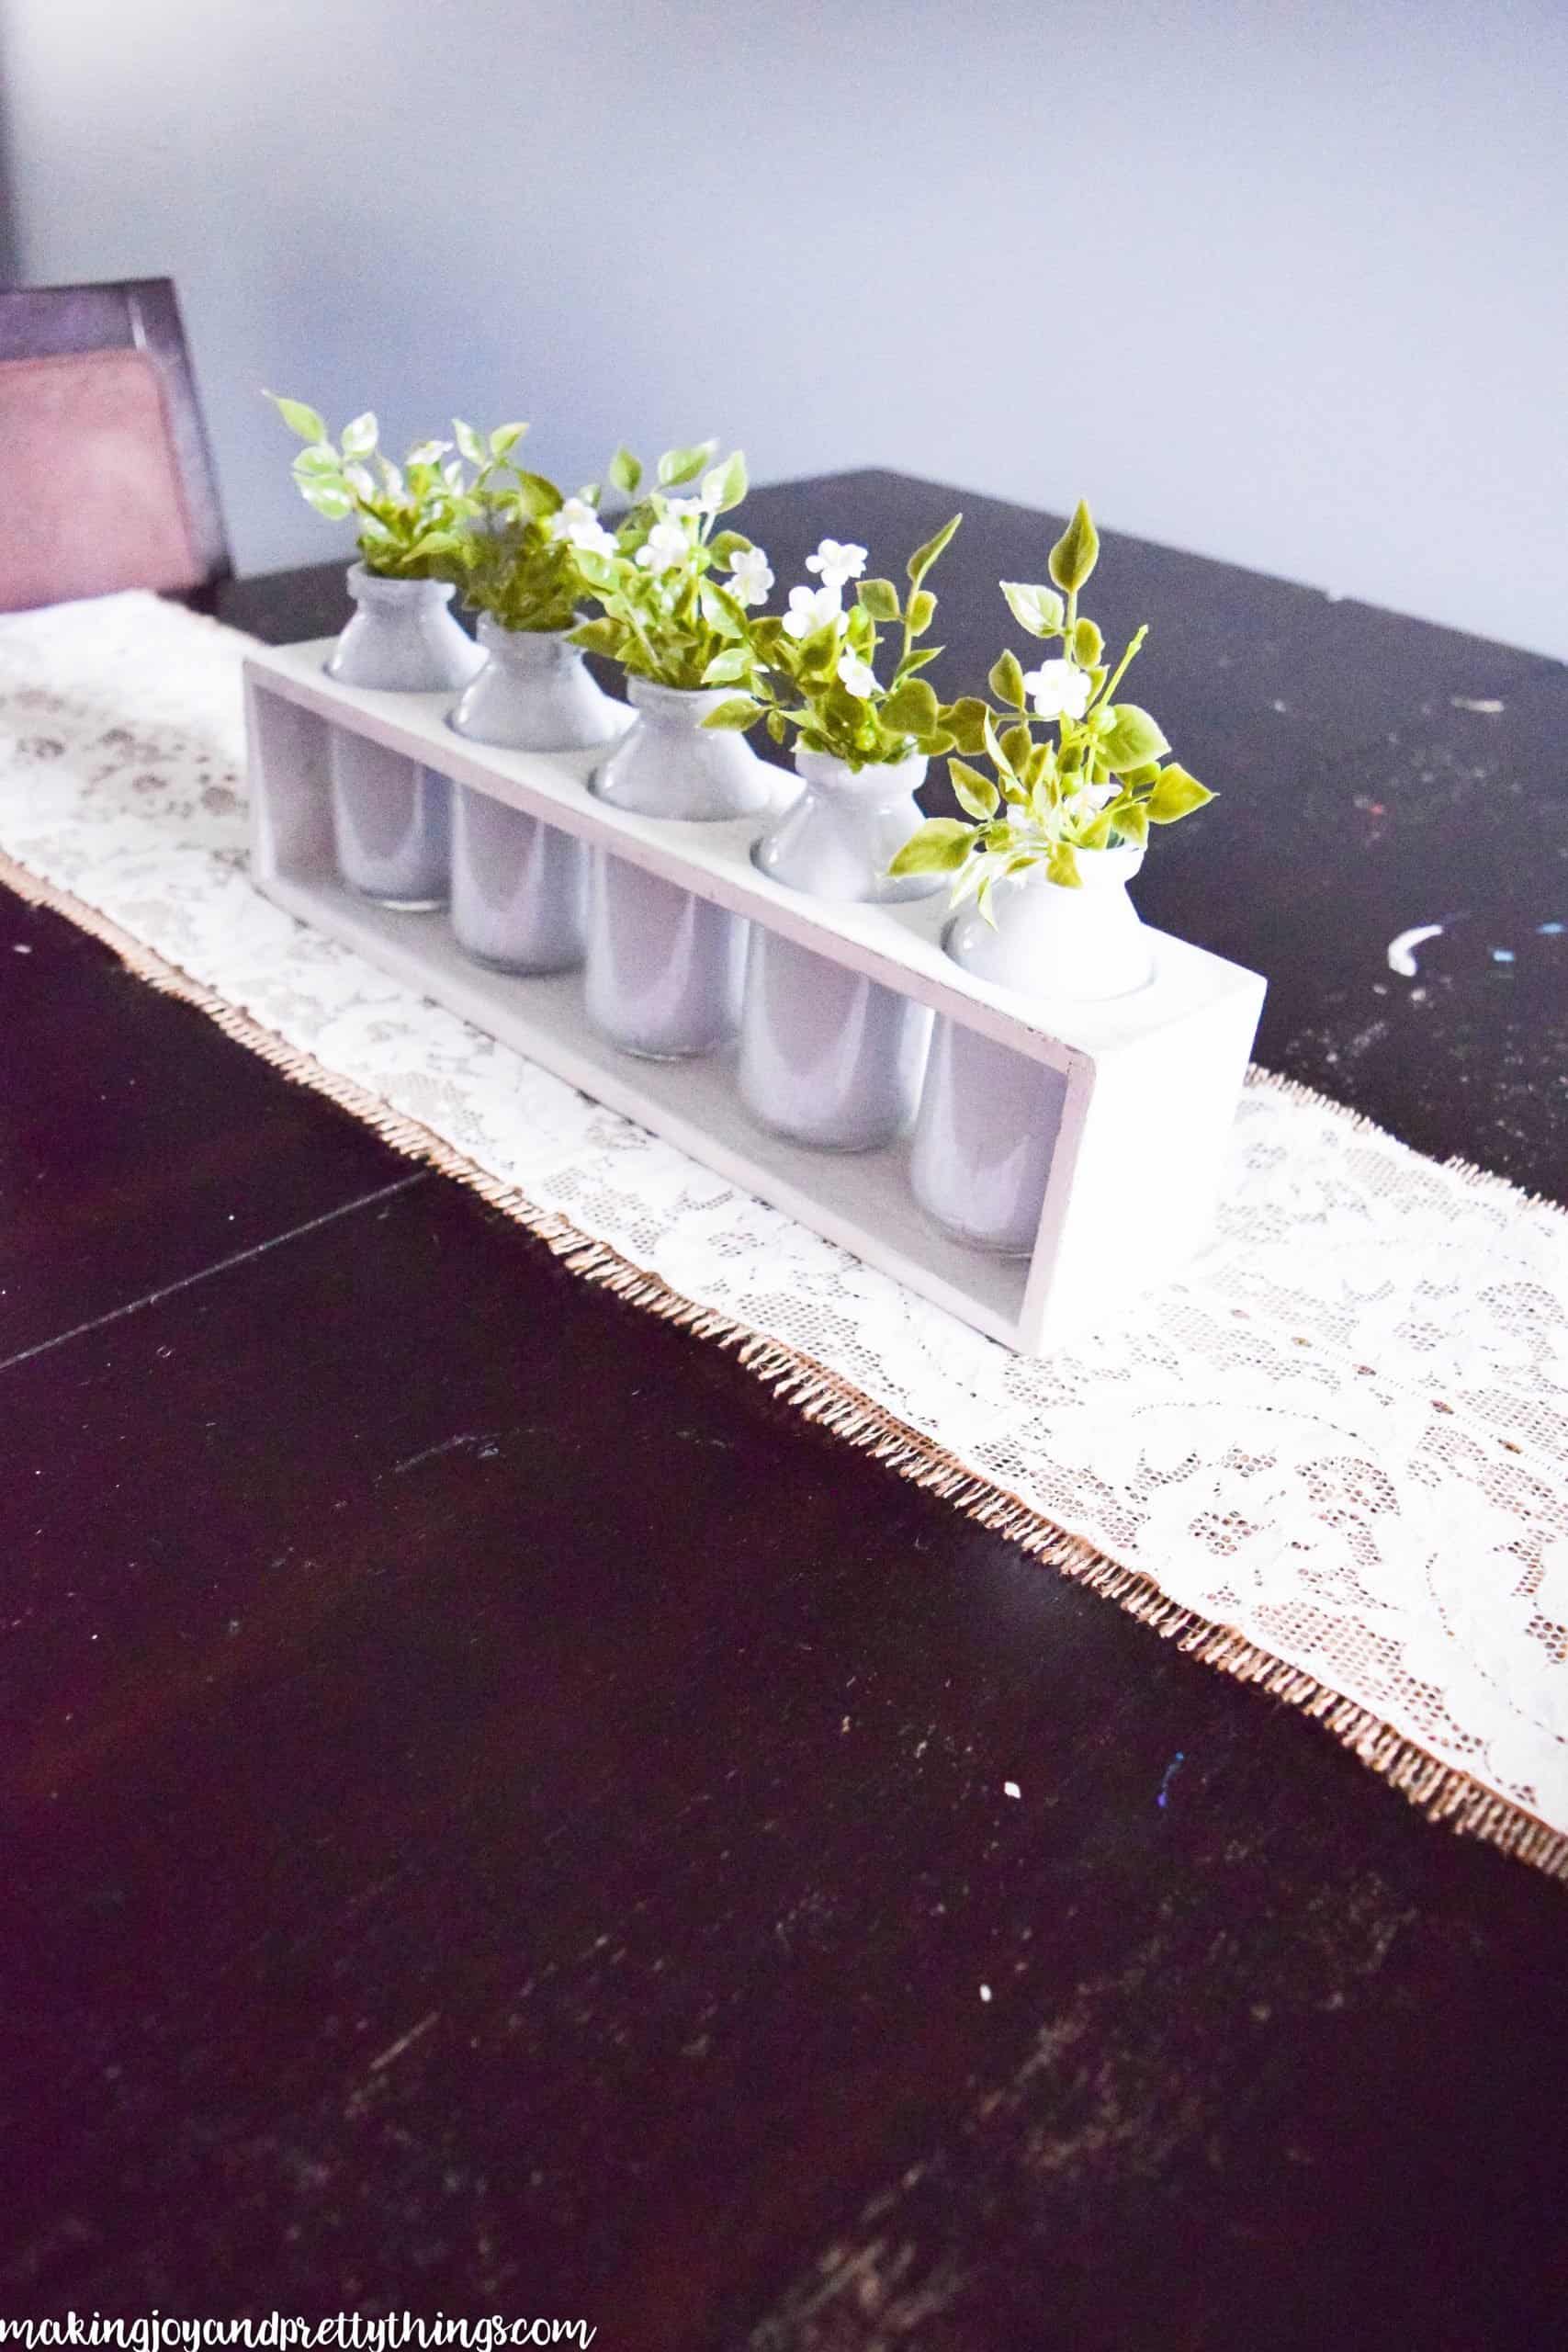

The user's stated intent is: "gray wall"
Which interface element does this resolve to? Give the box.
[2,0,1563,653]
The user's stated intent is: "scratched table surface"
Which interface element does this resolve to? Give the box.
[3,474,1566,2349]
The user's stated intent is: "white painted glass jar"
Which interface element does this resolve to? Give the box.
[584,677,774,1059]
[447,620,628,972]
[324,564,482,908]
[910,847,1154,1252]
[739,749,940,1150]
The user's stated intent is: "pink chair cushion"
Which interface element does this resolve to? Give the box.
[0,347,205,611]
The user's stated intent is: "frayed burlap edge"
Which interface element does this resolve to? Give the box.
[4,840,1564,1887]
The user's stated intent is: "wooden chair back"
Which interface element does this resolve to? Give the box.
[0,277,231,613]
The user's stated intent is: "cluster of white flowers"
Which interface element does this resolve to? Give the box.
[776,540,883,699]
[1021,657,1091,722]
[546,495,616,558]
[635,514,693,574]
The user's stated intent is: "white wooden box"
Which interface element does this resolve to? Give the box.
[244,639,1265,1355]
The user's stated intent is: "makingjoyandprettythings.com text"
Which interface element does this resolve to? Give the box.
[0,2323,597,2352]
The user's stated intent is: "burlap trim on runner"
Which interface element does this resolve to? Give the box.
[4,840,1563,1885]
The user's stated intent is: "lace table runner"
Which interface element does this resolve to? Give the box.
[3,592,1565,1877]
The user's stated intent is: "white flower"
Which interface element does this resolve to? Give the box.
[1021,658,1092,722]
[727,546,773,606]
[547,495,598,543]
[661,495,702,519]
[636,517,692,574]
[806,538,867,591]
[836,650,879,698]
[566,516,616,557]
[782,582,842,639]
[546,497,617,558]
[406,439,453,467]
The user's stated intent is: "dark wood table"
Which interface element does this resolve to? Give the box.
[4,474,1566,2347]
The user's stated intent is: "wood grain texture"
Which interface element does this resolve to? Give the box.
[0,891,415,1359]
[2,473,1565,2343]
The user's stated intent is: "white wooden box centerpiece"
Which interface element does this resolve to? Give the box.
[245,638,1265,1356]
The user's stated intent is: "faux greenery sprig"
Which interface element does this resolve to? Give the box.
[457,431,625,634]
[568,443,761,690]
[889,500,1213,909]
[700,515,964,767]
[266,393,514,580]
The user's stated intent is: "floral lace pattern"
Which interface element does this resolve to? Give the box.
[2,594,1565,1847]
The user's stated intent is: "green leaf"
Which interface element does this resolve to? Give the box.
[300,483,354,518]
[1108,798,1149,846]
[998,581,1065,639]
[981,708,1015,779]
[1072,616,1103,665]
[292,445,344,481]
[1099,704,1170,771]
[403,528,464,561]
[340,411,378,458]
[701,450,749,513]
[988,650,1027,709]
[1146,763,1216,822]
[452,418,488,469]
[950,759,999,820]
[515,470,564,518]
[942,696,990,754]
[698,577,749,634]
[856,577,900,621]
[607,445,642,496]
[1046,841,1083,888]
[894,645,942,677]
[658,440,718,487]
[488,421,527,460]
[570,617,626,658]
[266,392,329,445]
[879,677,940,734]
[701,646,753,686]
[765,709,787,745]
[701,696,763,730]
[888,818,974,876]
[570,548,619,592]
[1047,500,1100,594]
[907,589,936,635]
[1001,721,1032,773]
[906,512,962,589]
